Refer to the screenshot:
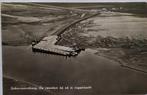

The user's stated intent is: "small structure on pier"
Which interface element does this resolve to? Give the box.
[32,36,80,56]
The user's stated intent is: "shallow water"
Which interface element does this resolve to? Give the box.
[2,46,147,94]
[84,14,147,40]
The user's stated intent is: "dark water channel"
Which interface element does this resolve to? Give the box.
[2,46,147,94]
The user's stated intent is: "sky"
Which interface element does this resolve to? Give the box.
[1,0,147,2]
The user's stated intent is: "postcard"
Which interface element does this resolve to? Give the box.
[1,1,147,95]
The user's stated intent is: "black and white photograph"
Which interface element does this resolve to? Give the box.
[1,1,147,95]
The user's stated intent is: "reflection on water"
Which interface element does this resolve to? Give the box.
[2,46,147,93]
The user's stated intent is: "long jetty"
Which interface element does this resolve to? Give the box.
[53,13,99,36]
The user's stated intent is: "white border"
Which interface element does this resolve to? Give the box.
[0,1,147,95]
[0,3,2,95]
